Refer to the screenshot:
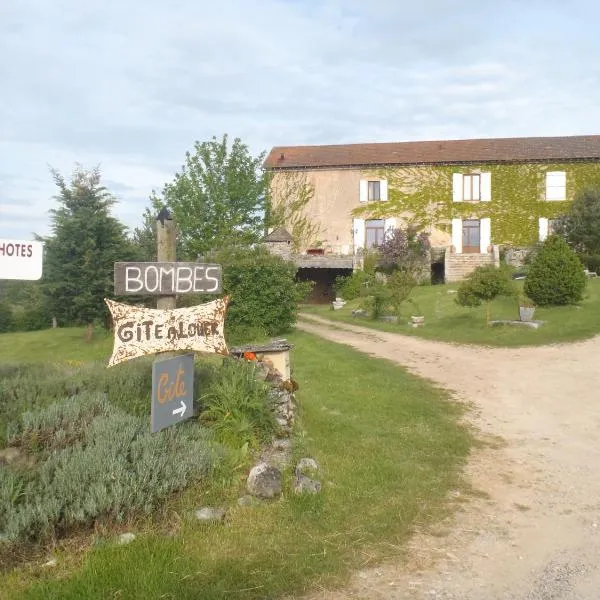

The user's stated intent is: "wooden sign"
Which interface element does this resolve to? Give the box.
[105,297,229,367]
[114,262,222,296]
[151,353,194,433]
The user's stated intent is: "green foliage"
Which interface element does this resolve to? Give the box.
[0,300,14,333]
[378,226,430,276]
[556,185,600,256]
[268,172,322,252]
[361,281,389,319]
[579,254,600,273]
[200,359,276,450]
[524,235,586,306]
[0,360,216,445]
[334,270,371,301]
[353,163,600,247]
[0,393,217,544]
[40,166,134,327]
[0,281,51,332]
[148,135,268,258]
[217,246,310,338]
[387,271,418,315]
[457,265,515,323]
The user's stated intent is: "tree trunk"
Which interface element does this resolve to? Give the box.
[85,322,93,342]
[486,301,491,325]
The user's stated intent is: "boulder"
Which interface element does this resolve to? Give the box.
[237,495,258,508]
[295,457,319,474]
[195,507,226,522]
[118,533,136,545]
[293,473,322,495]
[247,462,282,499]
[0,447,21,465]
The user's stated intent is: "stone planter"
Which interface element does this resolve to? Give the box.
[410,315,425,328]
[519,306,536,322]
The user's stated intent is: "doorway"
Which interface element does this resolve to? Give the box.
[462,219,480,254]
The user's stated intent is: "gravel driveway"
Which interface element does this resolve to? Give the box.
[297,314,600,600]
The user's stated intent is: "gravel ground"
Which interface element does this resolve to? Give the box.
[296,314,600,600]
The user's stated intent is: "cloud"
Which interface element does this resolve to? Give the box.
[1,0,599,240]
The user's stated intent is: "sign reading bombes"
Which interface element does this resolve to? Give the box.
[105,297,229,367]
[114,262,222,296]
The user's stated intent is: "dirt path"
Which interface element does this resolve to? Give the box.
[297,314,600,600]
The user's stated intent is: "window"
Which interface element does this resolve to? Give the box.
[546,171,566,201]
[365,219,385,248]
[368,181,381,201]
[462,174,481,201]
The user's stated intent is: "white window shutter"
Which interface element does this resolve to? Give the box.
[353,218,365,252]
[452,173,463,202]
[384,217,396,240]
[481,173,492,201]
[480,218,491,253]
[380,179,388,201]
[359,180,368,203]
[539,217,549,241]
[451,218,462,253]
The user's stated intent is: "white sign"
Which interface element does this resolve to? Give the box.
[105,297,229,367]
[0,239,44,280]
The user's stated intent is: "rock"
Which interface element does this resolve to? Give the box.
[118,532,136,545]
[351,309,368,317]
[247,462,282,499]
[42,558,57,568]
[379,315,398,323]
[272,438,291,451]
[195,507,226,522]
[294,473,322,494]
[0,447,21,465]
[295,457,319,474]
[237,495,257,508]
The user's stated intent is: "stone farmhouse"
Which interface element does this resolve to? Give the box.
[264,134,600,299]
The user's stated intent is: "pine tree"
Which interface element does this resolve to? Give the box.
[42,166,132,338]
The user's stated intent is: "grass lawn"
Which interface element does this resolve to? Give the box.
[1,328,471,600]
[0,327,114,362]
[302,278,600,347]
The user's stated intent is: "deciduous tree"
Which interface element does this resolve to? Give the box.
[147,135,268,258]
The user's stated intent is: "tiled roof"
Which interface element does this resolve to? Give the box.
[264,135,600,169]
[263,227,293,242]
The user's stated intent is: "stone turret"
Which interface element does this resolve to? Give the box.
[263,228,293,258]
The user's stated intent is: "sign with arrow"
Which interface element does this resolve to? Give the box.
[151,353,195,433]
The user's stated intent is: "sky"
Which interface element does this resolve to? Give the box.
[1,0,599,241]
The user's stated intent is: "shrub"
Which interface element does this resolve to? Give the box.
[524,235,586,306]
[557,185,600,255]
[200,359,276,450]
[378,226,430,276]
[1,393,219,544]
[0,360,216,444]
[579,253,600,274]
[457,265,515,323]
[334,270,371,301]
[0,301,14,333]
[181,246,310,340]
[387,271,418,315]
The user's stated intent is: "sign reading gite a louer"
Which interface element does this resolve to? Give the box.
[114,262,221,296]
[0,239,44,280]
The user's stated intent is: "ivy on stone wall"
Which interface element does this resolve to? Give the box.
[353,162,600,247]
